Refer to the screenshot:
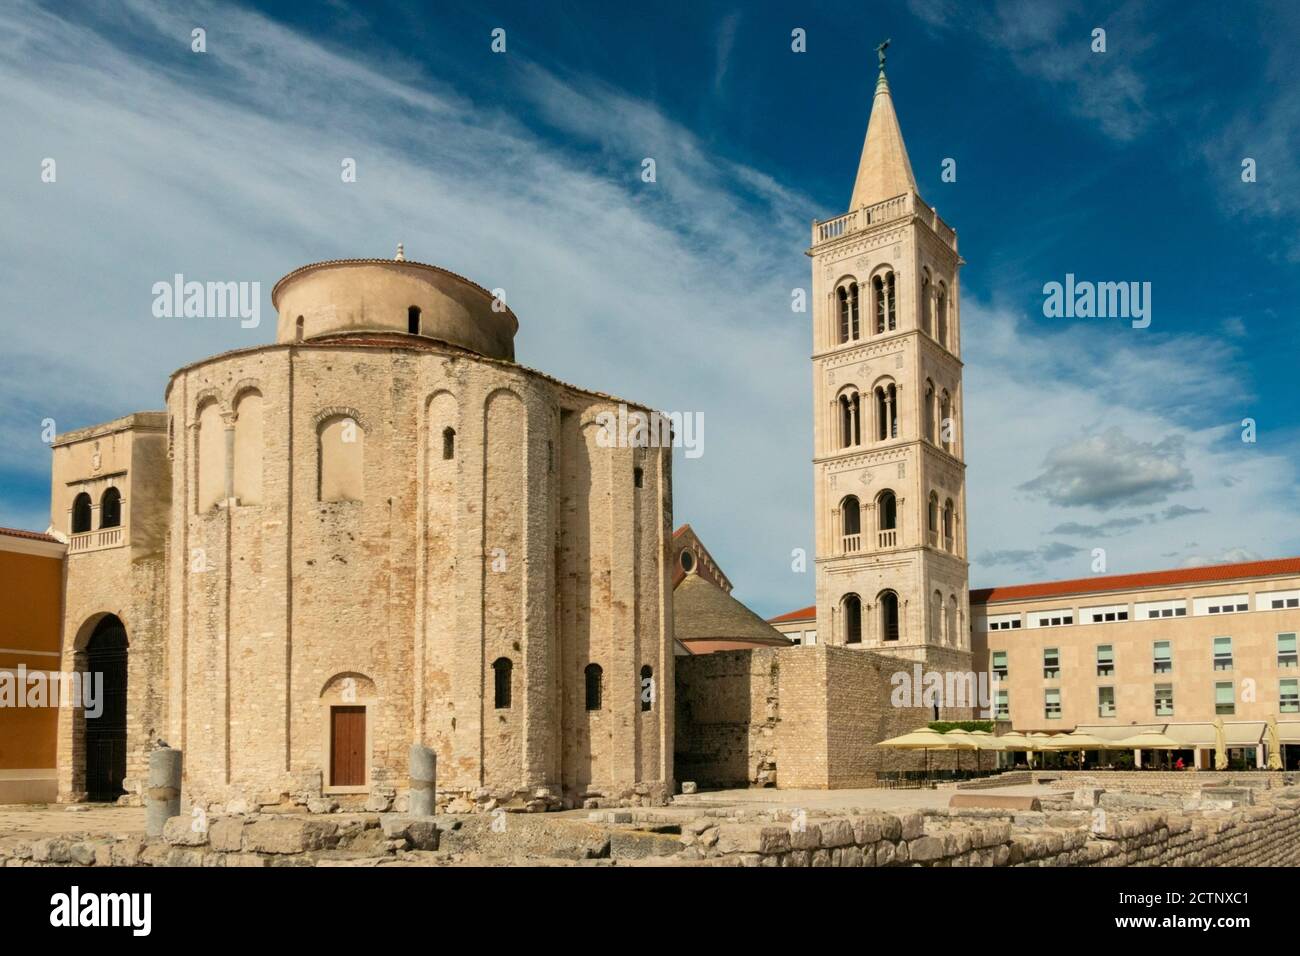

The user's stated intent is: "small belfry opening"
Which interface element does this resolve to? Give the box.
[71,492,92,534]
[841,593,862,644]
[99,487,121,528]
[407,305,421,335]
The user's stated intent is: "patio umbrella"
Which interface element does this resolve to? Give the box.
[1114,731,1181,768]
[941,730,990,773]
[1039,731,1109,768]
[1213,717,1229,771]
[997,731,1038,769]
[877,727,965,779]
[1268,715,1284,771]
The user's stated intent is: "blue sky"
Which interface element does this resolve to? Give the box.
[2,0,1298,617]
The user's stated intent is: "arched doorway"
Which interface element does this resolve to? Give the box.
[85,616,128,802]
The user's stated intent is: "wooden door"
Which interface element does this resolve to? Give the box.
[330,706,366,787]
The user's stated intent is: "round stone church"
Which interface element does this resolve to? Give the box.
[52,253,674,812]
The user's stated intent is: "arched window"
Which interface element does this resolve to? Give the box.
[937,282,948,346]
[924,381,936,443]
[841,593,862,644]
[837,287,849,344]
[233,389,263,505]
[493,657,512,709]
[877,489,897,547]
[940,391,952,451]
[71,492,92,534]
[442,426,455,460]
[921,271,932,336]
[943,498,955,550]
[873,275,886,334]
[838,390,860,448]
[879,590,900,642]
[295,315,304,342]
[584,664,603,711]
[928,492,939,537]
[932,590,944,644]
[875,384,897,440]
[634,466,644,488]
[850,282,860,339]
[948,594,959,647]
[640,665,654,712]
[841,495,861,552]
[318,414,365,502]
[100,487,121,529]
[408,305,421,335]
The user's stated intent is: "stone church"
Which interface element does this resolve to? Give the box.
[46,255,674,811]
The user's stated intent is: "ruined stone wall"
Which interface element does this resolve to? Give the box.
[675,644,977,790]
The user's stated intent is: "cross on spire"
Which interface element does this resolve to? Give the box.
[876,38,891,71]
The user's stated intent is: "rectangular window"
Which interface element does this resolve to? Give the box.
[1028,610,1074,628]
[1282,679,1300,714]
[1097,686,1116,718]
[1215,681,1235,716]
[1155,684,1174,717]
[1213,636,1233,671]
[1153,640,1172,674]
[1083,603,1129,624]
[1044,688,1061,720]
[1043,648,1059,680]
[1194,594,1249,616]
[995,689,1009,719]
[1096,644,1114,678]
[1256,589,1300,611]
[991,650,1008,679]
[1279,633,1298,669]
[1137,599,1188,619]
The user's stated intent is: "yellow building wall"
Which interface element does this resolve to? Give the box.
[0,546,64,801]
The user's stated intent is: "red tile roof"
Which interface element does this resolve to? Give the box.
[971,556,1300,605]
[0,526,58,543]
[768,604,816,624]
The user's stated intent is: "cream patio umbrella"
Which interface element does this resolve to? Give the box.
[996,731,1038,769]
[1114,731,1182,769]
[1267,715,1284,771]
[877,726,967,780]
[1213,716,1229,771]
[1039,730,1110,769]
[941,729,992,774]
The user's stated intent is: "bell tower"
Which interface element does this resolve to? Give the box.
[808,52,971,669]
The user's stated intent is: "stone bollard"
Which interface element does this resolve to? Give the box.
[145,747,182,838]
[409,745,437,817]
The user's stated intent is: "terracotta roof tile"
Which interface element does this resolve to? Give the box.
[767,604,816,624]
[971,556,1300,605]
[0,527,59,543]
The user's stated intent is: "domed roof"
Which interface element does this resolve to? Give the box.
[272,256,519,361]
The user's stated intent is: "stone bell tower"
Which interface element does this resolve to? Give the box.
[808,51,972,671]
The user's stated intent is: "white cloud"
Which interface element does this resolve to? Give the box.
[965,300,1300,584]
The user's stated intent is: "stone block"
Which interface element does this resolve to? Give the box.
[163,815,208,846]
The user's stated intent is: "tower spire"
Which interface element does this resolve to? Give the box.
[848,42,917,211]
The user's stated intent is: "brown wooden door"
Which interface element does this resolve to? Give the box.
[330,706,366,787]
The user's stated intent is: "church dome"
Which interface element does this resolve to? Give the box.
[271,256,519,361]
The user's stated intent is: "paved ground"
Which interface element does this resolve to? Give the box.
[669,783,1056,812]
[0,783,1060,838]
[0,803,144,837]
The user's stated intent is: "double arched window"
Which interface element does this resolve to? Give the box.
[71,492,92,534]
[836,282,861,344]
[841,593,862,644]
[100,488,122,529]
[876,489,897,548]
[943,499,955,549]
[936,282,948,347]
[840,495,861,553]
[875,383,898,440]
[873,272,896,333]
[940,390,953,451]
[838,389,861,448]
[878,590,901,642]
